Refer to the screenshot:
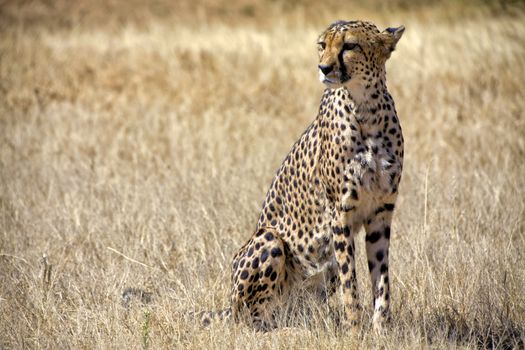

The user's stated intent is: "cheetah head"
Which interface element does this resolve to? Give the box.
[317,20,404,94]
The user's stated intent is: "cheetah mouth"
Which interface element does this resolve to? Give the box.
[322,77,338,84]
[319,72,351,86]
[319,70,338,85]
[322,76,350,86]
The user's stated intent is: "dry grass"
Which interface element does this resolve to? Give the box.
[1,0,525,348]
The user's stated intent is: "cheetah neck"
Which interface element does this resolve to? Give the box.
[323,76,391,133]
[342,68,388,108]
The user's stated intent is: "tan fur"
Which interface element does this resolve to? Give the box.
[202,20,405,332]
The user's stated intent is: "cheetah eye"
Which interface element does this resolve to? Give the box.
[342,42,358,51]
[318,42,326,50]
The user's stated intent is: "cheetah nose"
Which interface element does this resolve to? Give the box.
[318,64,333,75]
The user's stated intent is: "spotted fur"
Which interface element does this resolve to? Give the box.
[199,20,405,332]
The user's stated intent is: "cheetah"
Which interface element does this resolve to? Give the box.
[199,20,405,332]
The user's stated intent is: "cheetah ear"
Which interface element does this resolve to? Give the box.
[379,25,405,57]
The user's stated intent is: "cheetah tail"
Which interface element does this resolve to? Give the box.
[191,308,232,327]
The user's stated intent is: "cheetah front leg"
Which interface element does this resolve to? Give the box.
[332,212,361,330]
[364,202,395,332]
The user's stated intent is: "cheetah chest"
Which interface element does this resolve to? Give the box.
[294,133,402,280]
[346,135,402,198]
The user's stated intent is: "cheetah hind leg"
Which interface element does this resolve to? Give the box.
[231,227,287,332]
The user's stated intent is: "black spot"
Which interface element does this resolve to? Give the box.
[335,242,345,252]
[344,280,352,289]
[252,257,260,269]
[271,247,282,258]
[265,232,274,241]
[389,173,396,184]
[376,250,384,261]
[333,226,343,235]
[384,227,391,240]
[238,284,244,291]
[368,260,375,271]
[240,270,249,280]
[380,264,388,273]
[270,271,278,282]
[261,249,269,263]
[350,189,358,200]
[366,231,381,243]
[384,203,395,211]
[342,263,349,274]
[264,266,273,277]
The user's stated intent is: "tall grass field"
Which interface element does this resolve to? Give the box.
[1,0,524,348]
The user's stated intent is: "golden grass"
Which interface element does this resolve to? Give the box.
[1,0,524,348]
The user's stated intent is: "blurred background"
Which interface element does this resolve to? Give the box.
[1,0,524,348]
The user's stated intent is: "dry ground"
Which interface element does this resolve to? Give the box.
[1,0,525,348]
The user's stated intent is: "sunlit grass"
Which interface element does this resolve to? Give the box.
[1,1,524,348]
